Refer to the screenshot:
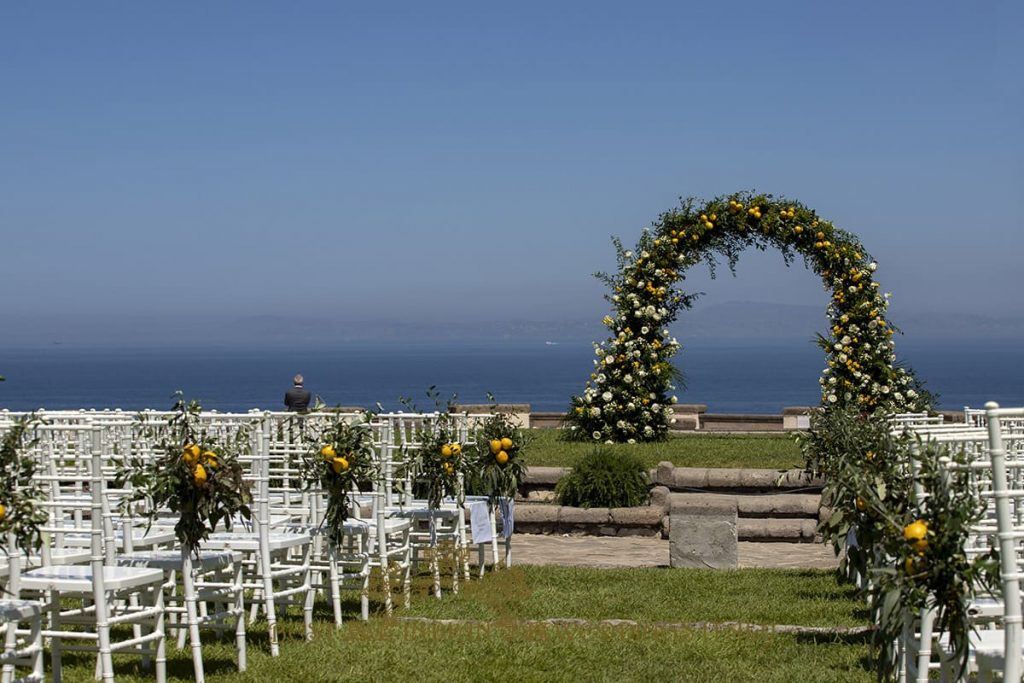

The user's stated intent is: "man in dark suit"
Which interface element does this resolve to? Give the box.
[284,374,311,412]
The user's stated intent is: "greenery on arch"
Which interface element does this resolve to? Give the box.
[565,191,930,443]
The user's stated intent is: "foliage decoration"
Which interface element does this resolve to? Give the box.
[0,415,48,554]
[116,394,253,555]
[468,401,529,508]
[800,406,913,581]
[555,448,649,509]
[868,439,998,681]
[298,413,378,546]
[406,389,470,510]
[566,191,929,443]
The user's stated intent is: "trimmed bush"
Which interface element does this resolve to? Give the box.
[555,448,649,508]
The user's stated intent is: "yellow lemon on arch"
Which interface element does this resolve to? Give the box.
[0,503,6,521]
[193,463,208,487]
[451,443,461,455]
[489,439,502,455]
[443,461,455,475]
[500,437,513,450]
[496,450,509,465]
[320,445,337,460]
[332,457,350,474]
[203,451,219,469]
[441,444,453,458]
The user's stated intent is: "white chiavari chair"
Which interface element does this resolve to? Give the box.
[12,425,167,683]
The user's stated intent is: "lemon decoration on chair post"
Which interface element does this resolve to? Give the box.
[300,413,377,546]
[115,394,253,555]
[0,416,47,555]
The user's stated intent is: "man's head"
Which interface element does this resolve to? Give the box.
[293,374,304,386]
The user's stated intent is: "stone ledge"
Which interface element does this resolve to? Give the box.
[657,464,823,492]
[736,494,820,518]
[737,518,818,542]
[523,467,568,486]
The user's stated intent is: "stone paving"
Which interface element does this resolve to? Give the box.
[506,534,839,570]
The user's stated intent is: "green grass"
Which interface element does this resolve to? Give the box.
[404,566,867,628]
[56,567,871,682]
[523,429,804,470]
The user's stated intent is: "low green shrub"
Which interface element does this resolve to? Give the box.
[555,447,649,508]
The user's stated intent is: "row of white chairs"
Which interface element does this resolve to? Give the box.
[0,409,515,682]
[891,405,1024,682]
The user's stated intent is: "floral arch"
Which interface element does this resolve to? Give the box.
[566,192,928,443]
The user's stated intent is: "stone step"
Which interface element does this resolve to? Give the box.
[738,518,818,543]
[736,493,821,519]
[668,492,820,519]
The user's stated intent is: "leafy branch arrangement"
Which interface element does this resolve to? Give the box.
[801,408,998,680]
[469,403,528,508]
[0,416,48,554]
[869,440,998,681]
[116,394,253,555]
[406,389,469,510]
[298,413,378,546]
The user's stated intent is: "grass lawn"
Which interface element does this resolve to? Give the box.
[522,429,804,470]
[58,567,871,682]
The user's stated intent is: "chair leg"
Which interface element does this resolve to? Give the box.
[181,554,205,683]
[50,590,63,683]
[302,546,314,641]
[232,562,246,672]
[153,583,167,683]
[96,591,115,683]
[1,619,15,683]
[328,545,343,628]
[431,549,442,600]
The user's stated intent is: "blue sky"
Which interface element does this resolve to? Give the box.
[1,2,1021,339]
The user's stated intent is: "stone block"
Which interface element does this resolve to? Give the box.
[559,507,611,525]
[649,485,671,511]
[655,461,675,487]
[735,469,782,489]
[669,494,738,569]
[737,493,821,518]
[673,467,709,489]
[523,467,567,486]
[737,518,818,542]
[705,468,744,489]
[777,469,825,490]
[610,506,664,527]
[783,406,814,431]
[513,504,560,525]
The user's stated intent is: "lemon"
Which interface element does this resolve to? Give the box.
[451,443,462,455]
[496,451,509,465]
[0,503,6,521]
[183,443,201,465]
[193,463,208,487]
[443,461,455,475]
[321,445,336,460]
[903,520,928,552]
[331,457,350,474]
[441,444,453,458]
[500,437,513,450]
[794,226,803,234]
[204,452,219,469]
[489,439,502,455]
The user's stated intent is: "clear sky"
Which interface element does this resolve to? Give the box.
[1,2,1021,341]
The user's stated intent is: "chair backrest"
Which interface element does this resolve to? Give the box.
[985,402,1024,682]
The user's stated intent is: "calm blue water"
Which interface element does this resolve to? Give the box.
[0,339,1020,414]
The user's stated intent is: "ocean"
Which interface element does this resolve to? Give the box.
[0,338,1020,415]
